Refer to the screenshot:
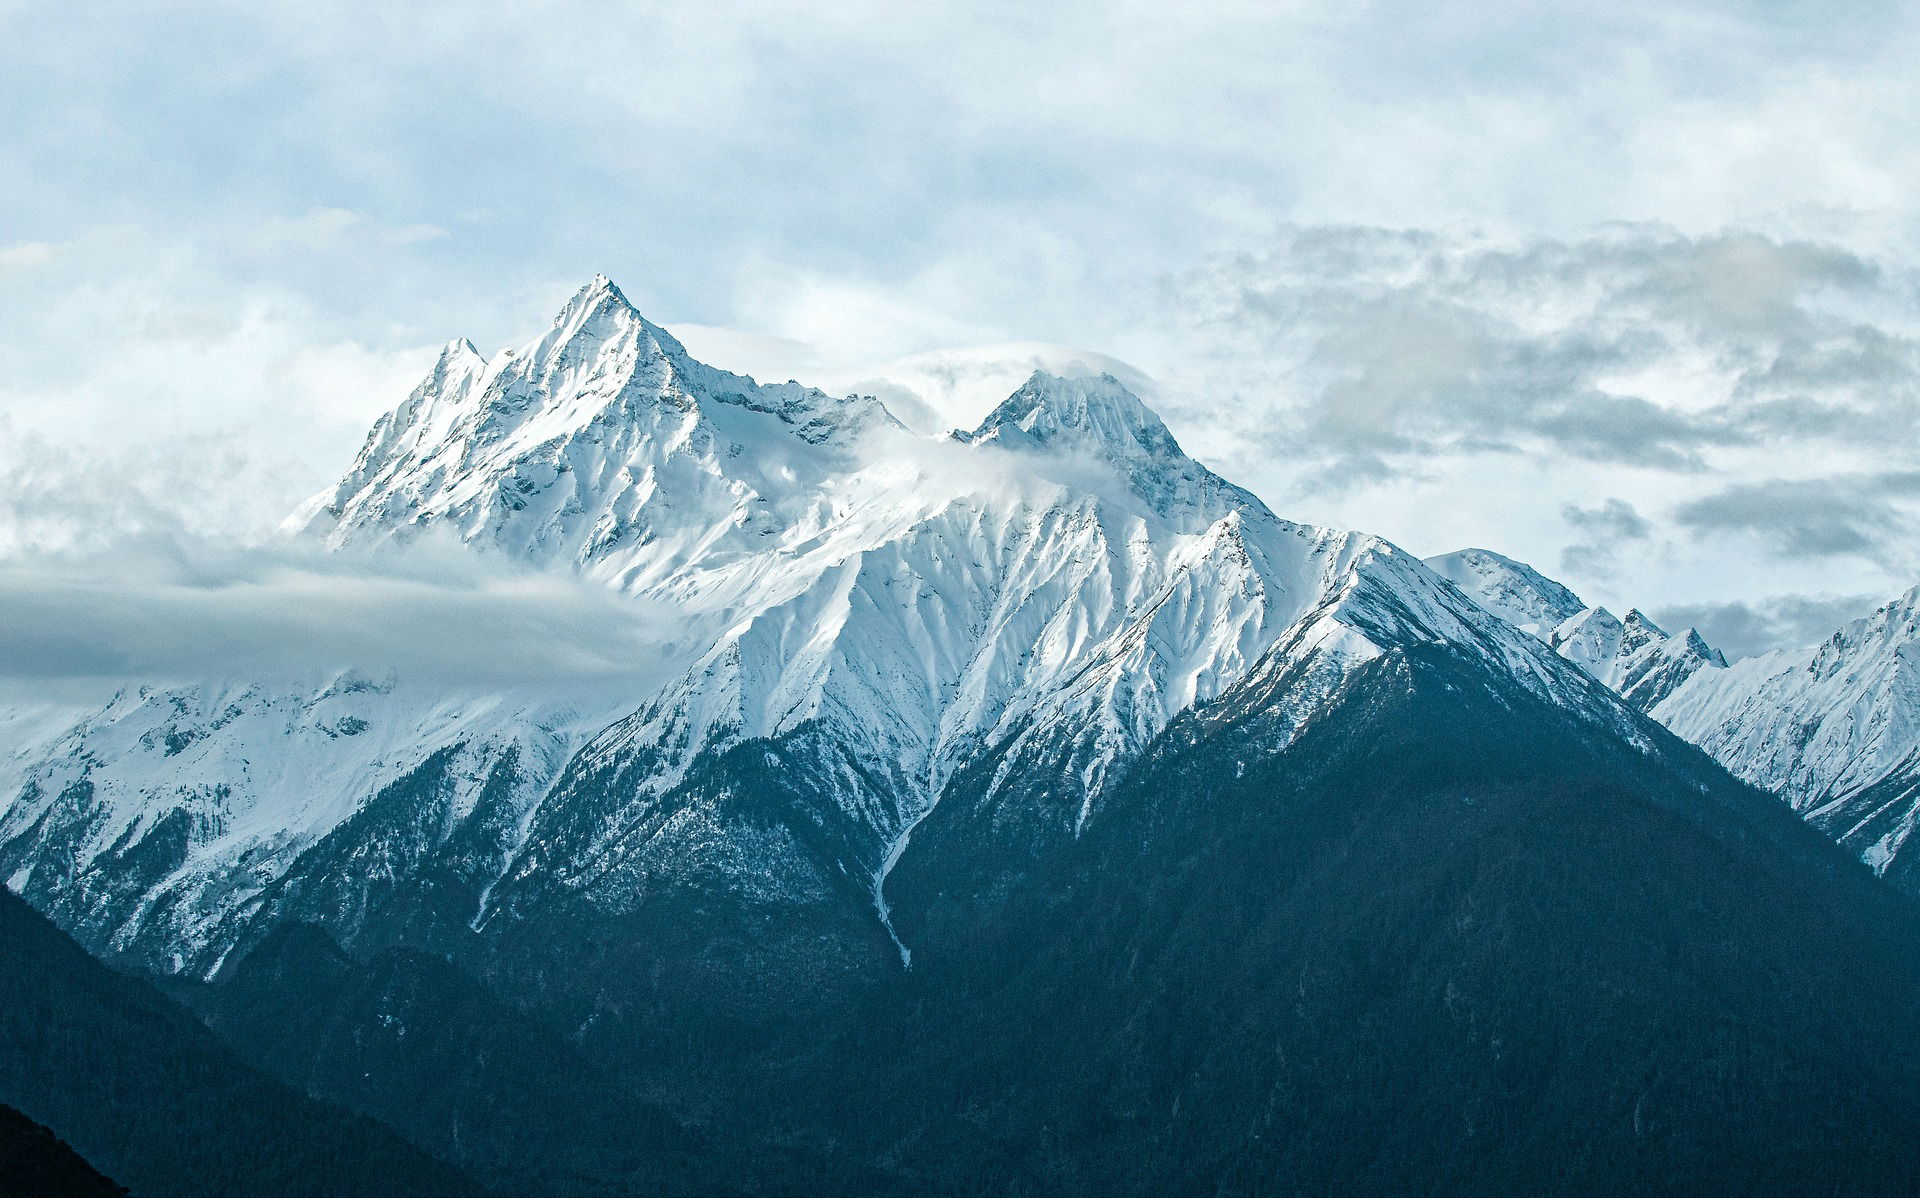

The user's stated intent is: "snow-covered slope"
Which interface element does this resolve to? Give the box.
[1424,546,1920,890]
[294,275,905,606]
[1653,587,1920,888]
[0,674,628,972]
[1424,548,1586,639]
[1,280,1651,974]
[1425,548,1726,709]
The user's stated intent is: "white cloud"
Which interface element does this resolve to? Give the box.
[0,241,54,269]
[1137,224,1920,625]
[6,1,1920,656]
[246,207,448,253]
[823,344,1157,434]
[0,223,446,541]
[0,535,685,690]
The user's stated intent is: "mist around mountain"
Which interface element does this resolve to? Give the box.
[5,278,1920,1195]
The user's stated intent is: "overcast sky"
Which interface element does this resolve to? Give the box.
[5,0,1920,660]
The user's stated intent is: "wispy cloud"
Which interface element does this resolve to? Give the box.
[1671,472,1920,564]
[1151,223,1920,615]
[1164,226,1916,476]
[1560,498,1652,575]
[1654,592,1888,661]
[6,1,1920,645]
[0,537,685,691]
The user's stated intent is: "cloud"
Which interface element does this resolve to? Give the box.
[0,422,277,555]
[0,537,687,691]
[0,224,447,544]
[11,0,1920,355]
[8,2,1920,638]
[1560,498,1652,575]
[1653,592,1887,660]
[826,343,1158,434]
[1163,225,1916,479]
[246,207,448,253]
[0,242,54,269]
[0,416,341,556]
[1135,222,1920,618]
[1671,471,1920,563]
[1563,498,1652,540]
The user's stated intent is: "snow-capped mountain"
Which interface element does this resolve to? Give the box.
[1424,546,1920,892]
[1423,548,1586,640]
[0,278,1646,975]
[1653,587,1920,890]
[1425,547,1726,709]
[15,277,1920,1197]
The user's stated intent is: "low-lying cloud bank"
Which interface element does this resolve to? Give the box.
[0,538,684,695]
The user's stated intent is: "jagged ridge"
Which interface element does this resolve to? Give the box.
[1426,547,1726,710]
[0,282,1692,976]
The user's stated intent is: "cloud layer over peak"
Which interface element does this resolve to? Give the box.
[6,2,1920,655]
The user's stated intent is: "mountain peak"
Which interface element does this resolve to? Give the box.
[1426,549,1728,708]
[1423,547,1587,636]
[1622,607,1664,632]
[1675,626,1729,667]
[1805,584,1920,680]
[954,371,1269,520]
[1871,584,1920,633]
[300,276,908,560]
[535,274,692,364]
[417,338,484,393]
[575,272,634,311]
[544,273,638,332]
[961,371,1182,460]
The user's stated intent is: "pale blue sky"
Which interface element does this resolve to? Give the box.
[4,0,1920,653]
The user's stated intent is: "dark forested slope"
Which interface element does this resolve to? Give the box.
[868,643,1920,1195]
[0,888,485,1198]
[0,1102,126,1198]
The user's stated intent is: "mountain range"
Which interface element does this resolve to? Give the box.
[1426,545,1920,894]
[6,276,1920,1194]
